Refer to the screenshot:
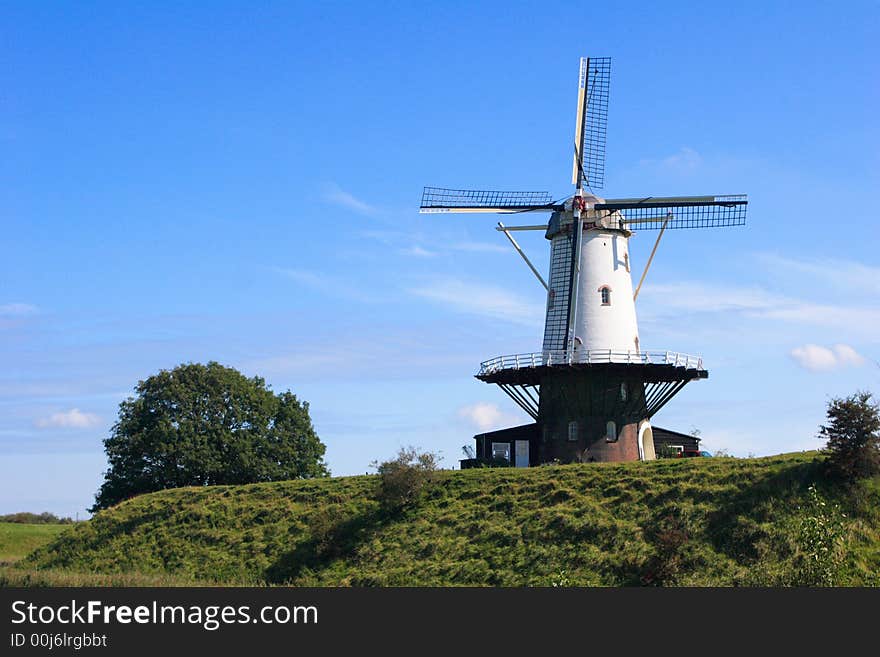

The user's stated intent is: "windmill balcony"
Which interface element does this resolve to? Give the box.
[478,349,704,376]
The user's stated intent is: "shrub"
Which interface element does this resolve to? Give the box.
[792,484,847,586]
[372,447,441,512]
[0,512,74,525]
[641,513,691,585]
[820,391,880,481]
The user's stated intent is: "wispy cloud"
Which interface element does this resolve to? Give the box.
[0,302,37,316]
[243,332,475,381]
[757,253,880,297]
[322,182,377,216]
[270,266,383,304]
[761,302,880,328]
[271,267,326,287]
[401,245,436,258]
[358,229,407,245]
[639,147,703,174]
[410,278,543,326]
[790,343,866,372]
[34,408,102,430]
[640,281,880,333]
[451,241,510,254]
[642,282,780,313]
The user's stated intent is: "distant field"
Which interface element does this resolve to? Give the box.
[0,522,70,563]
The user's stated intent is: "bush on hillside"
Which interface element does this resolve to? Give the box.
[372,447,440,512]
[791,484,847,586]
[820,391,880,481]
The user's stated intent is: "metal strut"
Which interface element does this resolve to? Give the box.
[497,384,539,419]
[497,221,549,291]
[633,212,672,301]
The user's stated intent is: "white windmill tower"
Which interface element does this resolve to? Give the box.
[420,57,747,466]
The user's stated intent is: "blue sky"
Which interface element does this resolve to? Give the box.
[2,1,878,517]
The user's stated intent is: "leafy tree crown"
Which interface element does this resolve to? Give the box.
[819,390,880,480]
[91,362,328,511]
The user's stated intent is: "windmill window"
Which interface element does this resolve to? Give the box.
[491,442,511,462]
[568,421,578,442]
[606,421,617,442]
[599,286,611,305]
[620,382,628,402]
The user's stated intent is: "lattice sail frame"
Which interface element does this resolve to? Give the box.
[572,57,611,190]
[596,195,747,230]
[419,187,557,214]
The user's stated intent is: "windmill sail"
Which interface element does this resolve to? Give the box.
[419,187,558,214]
[572,57,611,190]
[597,195,748,230]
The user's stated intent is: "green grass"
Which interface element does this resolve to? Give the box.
[14,452,880,586]
[0,523,70,563]
[0,567,204,587]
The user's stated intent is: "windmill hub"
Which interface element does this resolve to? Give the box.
[419,57,748,467]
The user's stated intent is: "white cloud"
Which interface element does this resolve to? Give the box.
[790,343,866,372]
[0,302,37,316]
[34,408,102,430]
[322,182,377,216]
[458,402,519,432]
[410,278,543,326]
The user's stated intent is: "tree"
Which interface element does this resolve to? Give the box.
[91,362,329,511]
[819,390,880,480]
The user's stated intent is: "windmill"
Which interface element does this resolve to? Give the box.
[420,57,747,466]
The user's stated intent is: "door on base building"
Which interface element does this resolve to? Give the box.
[514,440,529,468]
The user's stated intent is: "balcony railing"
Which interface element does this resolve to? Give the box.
[478,349,704,376]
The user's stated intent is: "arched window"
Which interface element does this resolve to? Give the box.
[606,420,617,442]
[599,286,611,305]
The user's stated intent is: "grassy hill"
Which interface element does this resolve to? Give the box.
[12,452,880,586]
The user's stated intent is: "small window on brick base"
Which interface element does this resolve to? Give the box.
[606,421,617,442]
[568,421,578,442]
